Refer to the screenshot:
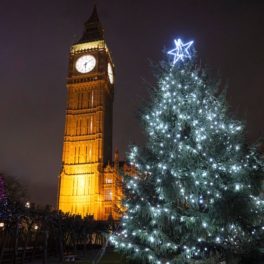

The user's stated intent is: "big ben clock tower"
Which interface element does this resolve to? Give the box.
[57,1,115,220]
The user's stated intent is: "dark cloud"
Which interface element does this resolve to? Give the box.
[0,0,263,206]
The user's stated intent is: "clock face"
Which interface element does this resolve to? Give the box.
[76,55,96,73]
[108,63,114,84]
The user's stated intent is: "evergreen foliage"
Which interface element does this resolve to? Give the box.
[110,48,264,263]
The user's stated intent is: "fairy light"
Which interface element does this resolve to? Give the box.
[110,38,263,264]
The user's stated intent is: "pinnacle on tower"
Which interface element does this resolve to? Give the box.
[114,147,119,168]
[77,0,104,44]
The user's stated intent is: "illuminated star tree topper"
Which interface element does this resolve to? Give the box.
[168,39,193,64]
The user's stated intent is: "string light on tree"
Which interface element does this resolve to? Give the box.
[110,38,264,264]
[168,39,193,64]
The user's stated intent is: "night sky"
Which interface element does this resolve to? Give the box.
[0,0,263,207]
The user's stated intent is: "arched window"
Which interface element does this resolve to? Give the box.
[84,177,86,195]
[72,178,75,196]
[105,190,112,201]
[89,145,92,162]
[90,117,93,133]
[76,178,78,196]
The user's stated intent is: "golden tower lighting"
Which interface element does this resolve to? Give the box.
[57,2,115,220]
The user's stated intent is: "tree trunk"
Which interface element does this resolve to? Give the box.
[21,228,31,264]
[72,230,76,255]
[0,229,9,263]
[54,235,58,257]
[59,229,63,262]
[89,233,94,255]
[65,233,70,255]
[14,217,20,264]
[42,216,48,264]
[63,233,67,255]
[77,233,80,252]
[31,230,39,261]
[83,229,86,257]
[9,253,13,264]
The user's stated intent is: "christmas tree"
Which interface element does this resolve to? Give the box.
[110,40,264,264]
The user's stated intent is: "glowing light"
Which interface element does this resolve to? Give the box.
[168,39,193,64]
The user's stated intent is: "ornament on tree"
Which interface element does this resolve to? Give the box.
[168,39,193,64]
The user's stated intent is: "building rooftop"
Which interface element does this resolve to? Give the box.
[77,2,104,44]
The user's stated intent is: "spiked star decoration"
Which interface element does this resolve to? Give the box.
[168,39,193,64]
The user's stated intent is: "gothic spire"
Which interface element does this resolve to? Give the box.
[77,1,104,44]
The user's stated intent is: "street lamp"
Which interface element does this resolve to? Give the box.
[0,222,4,228]
[25,202,30,208]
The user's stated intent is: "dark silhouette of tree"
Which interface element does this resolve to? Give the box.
[0,184,111,264]
[1,173,28,202]
[0,199,24,264]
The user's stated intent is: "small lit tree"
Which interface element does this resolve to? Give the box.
[110,40,264,264]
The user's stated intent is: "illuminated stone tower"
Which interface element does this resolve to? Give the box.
[57,1,114,220]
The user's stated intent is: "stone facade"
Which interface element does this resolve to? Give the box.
[57,3,133,220]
